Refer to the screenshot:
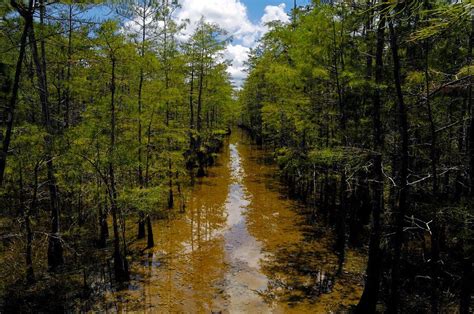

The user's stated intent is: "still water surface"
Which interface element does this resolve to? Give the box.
[107,130,366,313]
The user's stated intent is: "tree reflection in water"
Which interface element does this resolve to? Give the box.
[101,129,366,313]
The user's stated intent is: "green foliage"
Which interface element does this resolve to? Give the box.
[308,148,344,166]
[0,1,235,296]
[239,2,474,310]
[118,187,165,214]
[457,65,474,78]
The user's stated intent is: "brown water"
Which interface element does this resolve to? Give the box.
[106,130,366,313]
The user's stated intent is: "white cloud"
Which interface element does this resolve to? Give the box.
[118,1,290,87]
[224,44,250,87]
[261,4,290,25]
[174,1,290,87]
[176,0,256,41]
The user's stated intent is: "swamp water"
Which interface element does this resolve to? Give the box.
[103,130,366,313]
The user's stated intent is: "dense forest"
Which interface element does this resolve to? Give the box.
[0,0,472,313]
[0,0,236,310]
[240,0,473,312]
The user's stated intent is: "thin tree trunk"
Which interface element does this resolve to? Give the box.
[461,17,473,314]
[189,65,195,150]
[96,142,109,248]
[144,117,155,249]
[19,159,35,284]
[144,111,154,186]
[197,59,204,134]
[0,0,32,186]
[25,207,35,283]
[425,45,438,196]
[63,4,73,128]
[388,19,410,314]
[168,158,174,209]
[29,5,64,270]
[424,41,441,314]
[356,7,386,312]
[460,254,472,314]
[468,17,473,196]
[109,57,129,283]
[137,13,146,239]
[146,215,154,248]
[137,213,146,239]
[336,173,347,275]
[98,205,108,248]
[164,31,174,208]
[332,11,347,275]
[195,55,206,177]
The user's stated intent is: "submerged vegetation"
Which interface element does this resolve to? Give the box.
[0,0,473,313]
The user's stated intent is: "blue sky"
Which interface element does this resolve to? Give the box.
[90,0,311,21]
[243,0,310,22]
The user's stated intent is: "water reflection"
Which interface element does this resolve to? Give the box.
[102,129,366,313]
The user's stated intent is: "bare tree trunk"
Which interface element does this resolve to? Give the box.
[137,72,145,237]
[19,159,35,284]
[168,158,174,209]
[189,65,195,149]
[162,12,175,206]
[356,6,386,312]
[197,60,204,134]
[98,205,108,248]
[144,112,154,186]
[460,254,472,314]
[95,142,109,248]
[336,173,347,275]
[25,208,35,283]
[468,18,473,196]
[195,56,206,177]
[137,213,146,240]
[388,19,410,314]
[64,4,73,128]
[331,11,347,275]
[109,57,129,283]
[144,118,155,249]
[424,41,441,314]
[461,17,473,314]
[28,3,64,270]
[136,7,147,239]
[146,215,154,248]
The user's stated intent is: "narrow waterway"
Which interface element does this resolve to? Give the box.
[107,129,366,313]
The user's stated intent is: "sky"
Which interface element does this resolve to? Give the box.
[168,0,313,88]
[88,0,311,88]
[243,0,303,22]
[176,0,291,87]
[174,0,311,87]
